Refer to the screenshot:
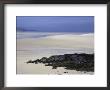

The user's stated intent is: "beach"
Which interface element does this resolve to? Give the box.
[17,32,94,74]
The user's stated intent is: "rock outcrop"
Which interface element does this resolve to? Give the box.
[26,53,94,72]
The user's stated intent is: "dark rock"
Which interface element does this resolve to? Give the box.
[64,72,68,73]
[26,53,94,72]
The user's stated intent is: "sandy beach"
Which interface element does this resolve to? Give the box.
[17,32,94,74]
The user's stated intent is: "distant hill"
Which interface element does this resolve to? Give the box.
[16,27,38,32]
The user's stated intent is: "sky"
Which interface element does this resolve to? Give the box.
[16,16,94,33]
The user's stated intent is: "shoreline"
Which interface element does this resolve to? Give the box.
[17,32,94,74]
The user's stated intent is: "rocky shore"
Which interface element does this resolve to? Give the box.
[26,53,94,72]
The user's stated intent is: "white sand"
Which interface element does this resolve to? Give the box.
[17,32,94,74]
[17,33,94,49]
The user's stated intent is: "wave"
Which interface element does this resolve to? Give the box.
[17,32,94,39]
[45,33,94,40]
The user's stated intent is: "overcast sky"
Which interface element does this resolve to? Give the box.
[16,16,94,33]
